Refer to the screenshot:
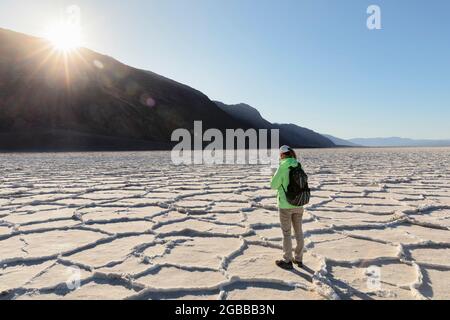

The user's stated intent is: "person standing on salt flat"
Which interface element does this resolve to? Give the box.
[271,145,311,270]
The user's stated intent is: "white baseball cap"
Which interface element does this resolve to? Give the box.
[280,145,291,154]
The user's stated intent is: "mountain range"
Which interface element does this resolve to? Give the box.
[1,28,447,151]
[0,28,251,150]
[0,28,335,151]
[322,134,360,147]
[214,102,335,148]
[347,137,450,147]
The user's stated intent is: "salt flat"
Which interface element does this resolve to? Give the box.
[0,148,449,300]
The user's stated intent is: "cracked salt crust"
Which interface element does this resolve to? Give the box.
[151,237,242,269]
[0,148,449,300]
[226,285,323,300]
[136,266,227,289]
[66,234,155,268]
[329,263,417,300]
[410,248,450,267]
[64,281,137,300]
[88,221,154,235]
[23,263,92,291]
[312,236,399,262]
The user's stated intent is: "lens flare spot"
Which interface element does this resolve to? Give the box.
[140,94,156,108]
[93,60,104,69]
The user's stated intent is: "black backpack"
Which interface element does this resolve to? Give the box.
[282,165,311,207]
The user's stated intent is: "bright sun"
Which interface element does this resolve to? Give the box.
[45,22,81,52]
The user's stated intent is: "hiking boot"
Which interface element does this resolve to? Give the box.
[294,260,304,268]
[276,260,294,270]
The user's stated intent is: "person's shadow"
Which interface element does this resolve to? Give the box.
[287,265,375,300]
[287,264,314,283]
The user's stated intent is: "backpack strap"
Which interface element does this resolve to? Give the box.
[280,166,294,195]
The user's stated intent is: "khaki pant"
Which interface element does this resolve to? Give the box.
[279,207,304,263]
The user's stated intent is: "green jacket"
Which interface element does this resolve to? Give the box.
[270,157,302,209]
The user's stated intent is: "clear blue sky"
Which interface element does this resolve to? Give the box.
[1,0,449,139]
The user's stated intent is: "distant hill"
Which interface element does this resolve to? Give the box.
[214,102,273,129]
[349,137,450,147]
[323,134,360,147]
[2,28,445,152]
[0,28,338,151]
[0,28,250,151]
[215,101,335,148]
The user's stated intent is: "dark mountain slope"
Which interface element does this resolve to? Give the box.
[215,101,335,148]
[0,28,247,150]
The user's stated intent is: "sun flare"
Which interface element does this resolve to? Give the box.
[45,22,81,52]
